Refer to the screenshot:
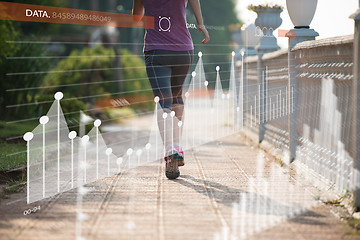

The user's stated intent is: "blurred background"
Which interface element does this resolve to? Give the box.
[0,0,240,173]
[1,0,357,177]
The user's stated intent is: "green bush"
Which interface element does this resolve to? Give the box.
[42,46,152,114]
[121,49,151,95]
[42,45,114,102]
[42,46,151,101]
[104,107,136,123]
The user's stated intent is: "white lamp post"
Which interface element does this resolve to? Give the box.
[286,0,319,163]
[286,0,318,29]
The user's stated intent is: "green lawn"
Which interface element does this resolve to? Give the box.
[0,141,26,171]
[0,120,38,138]
[0,120,37,171]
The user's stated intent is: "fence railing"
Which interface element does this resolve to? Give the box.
[238,35,356,199]
[294,35,354,154]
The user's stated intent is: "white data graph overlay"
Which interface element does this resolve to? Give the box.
[23,52,296,204]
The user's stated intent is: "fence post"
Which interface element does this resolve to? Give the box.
[350,8,360,211]
[287,29,318,162]
[240,52,248,129]
[257,53,266,142]
[256,34,276,143]
[241,23,259,131]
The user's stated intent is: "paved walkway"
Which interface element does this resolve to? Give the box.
[0,133,359,240]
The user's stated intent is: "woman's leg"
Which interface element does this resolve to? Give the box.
[145,50,193,149]
[170,50,194,148]
[144,50,192,178]
[145,51,173,149]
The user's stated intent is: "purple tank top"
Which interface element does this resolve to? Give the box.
[142,0,194,52]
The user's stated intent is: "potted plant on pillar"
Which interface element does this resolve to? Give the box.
[248,4,283,53]
[286,0,318,28]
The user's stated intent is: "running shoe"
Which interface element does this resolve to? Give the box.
[164,147,182,179]
[174,146,185,166]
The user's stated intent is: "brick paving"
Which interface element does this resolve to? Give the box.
[0,133,359,240]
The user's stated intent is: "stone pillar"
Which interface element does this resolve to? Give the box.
[253,8,282,142]
[240,47,257,130]
[287,29,318,162]
[241,23,260,131]
[350,8,360,210]
[239,51,247,129]
[256,39,280,143]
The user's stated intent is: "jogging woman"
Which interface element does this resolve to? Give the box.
[133,0,209,179]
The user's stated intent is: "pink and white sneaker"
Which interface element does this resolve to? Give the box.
[164,146,183,179]
[174,146,185,166]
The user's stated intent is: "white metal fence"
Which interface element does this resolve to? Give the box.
[239,35,356,197]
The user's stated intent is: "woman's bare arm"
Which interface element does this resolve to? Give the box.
[132,0,144,22]
[188,0,209,44]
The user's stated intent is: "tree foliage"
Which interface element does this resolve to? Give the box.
[187,0,240,89]
[0,20,51,120]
